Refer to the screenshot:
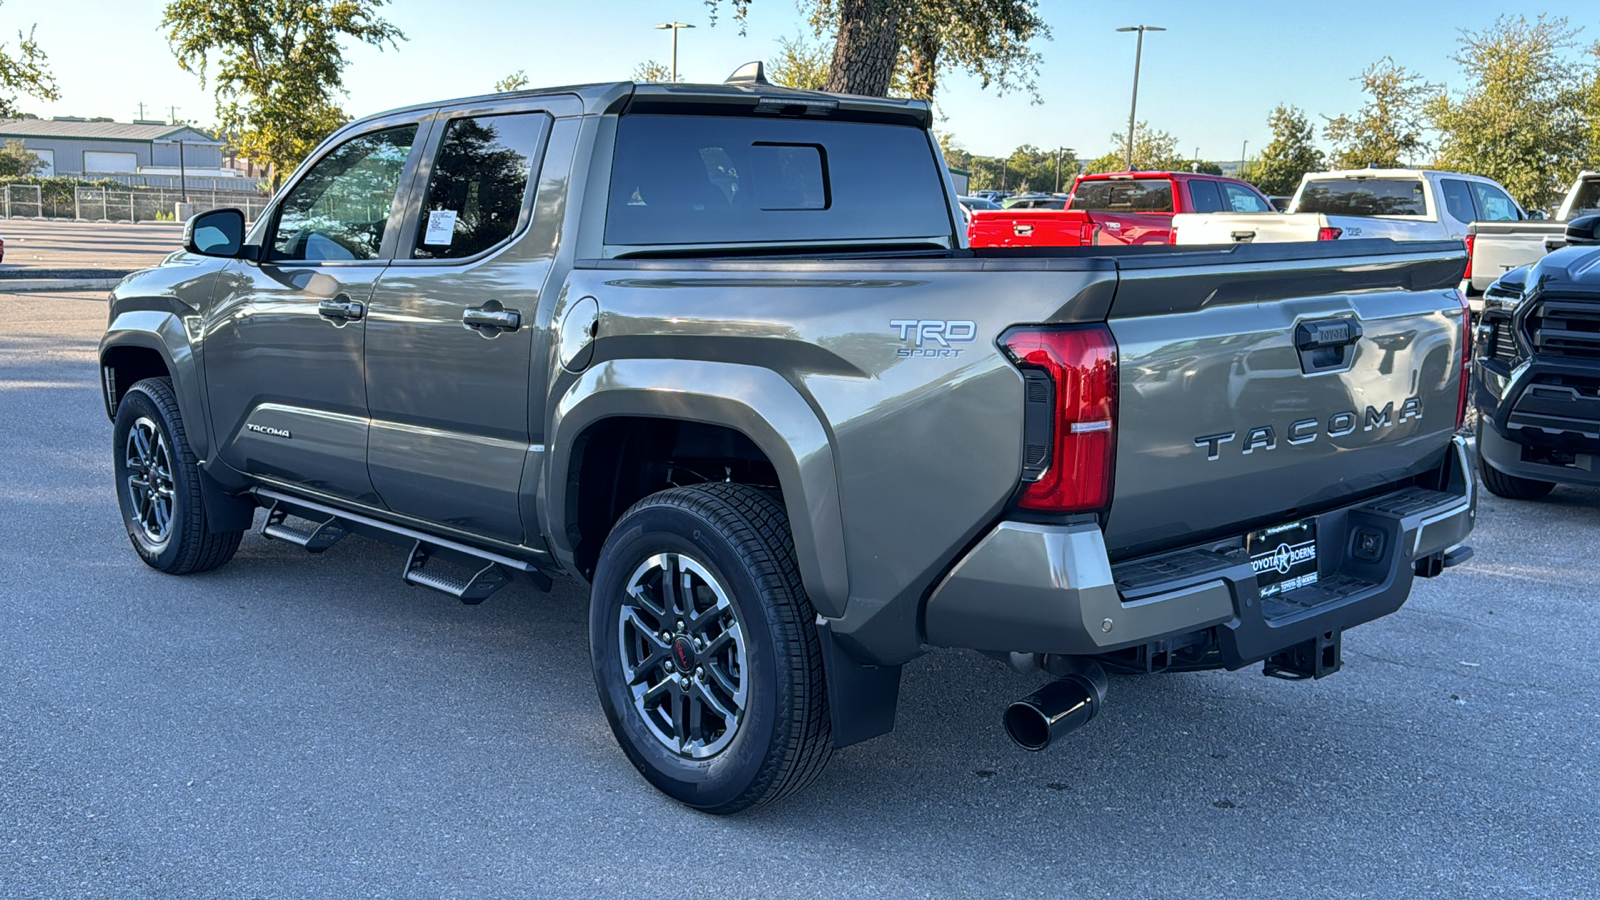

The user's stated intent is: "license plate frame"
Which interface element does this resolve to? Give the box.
[1247,518,1319,599]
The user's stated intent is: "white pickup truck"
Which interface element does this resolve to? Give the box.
[1464,171,1600,293]
[1171,168,1526,247]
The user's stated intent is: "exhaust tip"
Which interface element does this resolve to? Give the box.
[1003,701,1053,751]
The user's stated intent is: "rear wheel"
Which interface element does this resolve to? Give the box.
[589,482,832,814]
[112,377,243,573]
[1476,422,1556,501]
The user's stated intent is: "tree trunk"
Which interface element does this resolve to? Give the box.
[823,0,902,97]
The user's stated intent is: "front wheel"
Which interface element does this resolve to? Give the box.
[112,377,243,573]
[589,483,832,814]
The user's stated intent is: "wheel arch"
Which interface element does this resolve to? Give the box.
[545,358,850,620]
[99,309,209,456]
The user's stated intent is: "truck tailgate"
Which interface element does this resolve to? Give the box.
[1102,241,1468,558]
[969,209,1092,248]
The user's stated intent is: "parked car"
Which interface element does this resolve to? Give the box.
[957,195,1002,212]
[1171,168,1525,246]
[1472,214,1600,499]
[1465,171,1600,295]
[969,171,1273,248]
[99,75,1475,814]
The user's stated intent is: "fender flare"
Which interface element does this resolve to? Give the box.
[542,358,851,619]
[99,309,211,462]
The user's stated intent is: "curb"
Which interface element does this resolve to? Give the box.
[0,278,124,292]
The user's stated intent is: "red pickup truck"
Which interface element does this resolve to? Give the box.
[969,171,1274,248]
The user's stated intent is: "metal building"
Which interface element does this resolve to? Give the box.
[0,118,226,181]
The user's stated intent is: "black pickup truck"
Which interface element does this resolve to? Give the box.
[1474,215,1600,498]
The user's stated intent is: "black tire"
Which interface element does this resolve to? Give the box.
[589,482,832,814]
[1475,422,1556,501]
[112,377,243,574]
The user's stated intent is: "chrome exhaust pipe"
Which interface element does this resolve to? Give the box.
[1003,662,1108,751]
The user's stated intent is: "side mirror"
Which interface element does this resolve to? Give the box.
[1565,214,1600,246]
[184,208,247,258]
[1528,209,1547,221]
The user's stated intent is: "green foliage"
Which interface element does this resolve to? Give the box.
[0,2,59,115]
[0,138,41,176]
[1323,58,1436,169]
[769,33,831,90]
[1241,105,1325,195]
[1085,122,1189,174]
[631,60,675,82]
[1587,43,1600,169]
[1428,16,1590,211]
[494,71,530,93]
[162,0,406,188]
[710,0,1047,101]
[945,141,1076,193]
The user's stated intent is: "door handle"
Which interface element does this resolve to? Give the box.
[317,295,365,321]
[463,301,521,333]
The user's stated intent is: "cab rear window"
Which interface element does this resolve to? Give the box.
[605,114,951,246]
[1069,179,1173,213]
[1298,179,1426,216]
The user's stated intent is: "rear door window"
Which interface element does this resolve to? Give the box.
[1222,183,1271,212]
[1070,179,1173,213]
[1468,182,1520,221]
[1439,179,1477,222]
[412,112,550,259]
[1296,178,1427,216]
[1187,179,1224,213]
[1570,179,1600,216]
[606,114,951,246]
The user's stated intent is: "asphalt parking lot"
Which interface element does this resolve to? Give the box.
[3,289,1598,898]
[0,220,184,273]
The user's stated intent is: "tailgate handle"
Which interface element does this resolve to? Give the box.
[1230,230,1256,243]
[1014,223,1034,236]
[1295,317,1363,374]
[1545,236,1568,252]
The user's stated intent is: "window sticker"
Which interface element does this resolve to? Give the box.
[424,209,458,245]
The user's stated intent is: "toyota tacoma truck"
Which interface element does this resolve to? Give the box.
[99,71,1476,814]
[1172,168,1525,249]
[1472,214,1600,498]
[1465,171,1600,296]
[970,171,1273,248]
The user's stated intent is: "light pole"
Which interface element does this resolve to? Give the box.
[1116,25,1165,170]
[655,22,694,82]
[1240,139,1248,177]
[1054,147,1074,193]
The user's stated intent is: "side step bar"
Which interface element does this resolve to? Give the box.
[252,488,552,602]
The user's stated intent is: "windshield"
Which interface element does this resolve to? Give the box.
[1297,178,1427,216]
[1569,179,1600,217]
[1069,179,1173,213]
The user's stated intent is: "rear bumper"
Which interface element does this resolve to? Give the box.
[924,437,1475,666]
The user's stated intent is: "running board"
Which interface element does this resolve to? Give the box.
[261,503,349,552]
[404,542,511,604]
[250,488,553,599]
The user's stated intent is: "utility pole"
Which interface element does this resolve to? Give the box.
[654,22,694,82]
[1054,147,1074,193]
[137,102,147,121]
[177,140,187,203]
[1240,139,1248,176]
[1116,25,1165,170]
[168,105,181,125]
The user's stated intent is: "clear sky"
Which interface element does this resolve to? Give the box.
[7,0,1595,162]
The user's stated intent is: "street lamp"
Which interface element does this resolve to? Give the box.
[1054,147,1074,193]
[655,22,695,83]
[1116,25,1165,170]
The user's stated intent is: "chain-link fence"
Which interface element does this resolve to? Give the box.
[3,184,41,218]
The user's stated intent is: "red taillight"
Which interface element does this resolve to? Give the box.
[1463,234,1475,281]
[1456,290,1471,429]
[1317,227,1344,241]
[1079,222,1095,245]
[1001,325,1118,513]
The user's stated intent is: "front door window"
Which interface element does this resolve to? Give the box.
[271,125,418,262]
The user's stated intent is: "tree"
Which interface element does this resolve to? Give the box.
[494,71,530,93]
[0,1,60,117]
[1323,58,1436,170]
[709,0,1048,101]
[1084,122,1187,174]
[769,33,830,90]
[1587,43,1600,169]
[163,0,406,189]
[0,138,40,176]
[1428,15,1589,212]
[631,60,675,82]
[1242,105,1325,195]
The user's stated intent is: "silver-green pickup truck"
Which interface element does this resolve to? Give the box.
[99,73,1476,813]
